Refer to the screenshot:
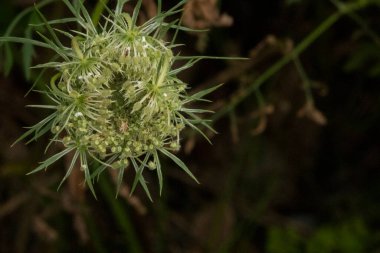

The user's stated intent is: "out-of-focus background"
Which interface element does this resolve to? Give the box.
[1,0,380,252]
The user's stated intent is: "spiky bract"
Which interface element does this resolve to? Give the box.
[4,0,218,199]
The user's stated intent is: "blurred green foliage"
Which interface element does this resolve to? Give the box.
[1,0,380,252]
[344,42,380,77]
[267,218,370,253]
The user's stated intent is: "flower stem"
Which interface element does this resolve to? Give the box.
[212,0,377,121]
[99,175,143,253]
[293,56,314,105]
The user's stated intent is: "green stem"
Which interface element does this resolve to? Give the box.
[212,0,376,121]
[331,0,380,46]
[99,175,143,253]
[255,89,266,108]
[293,56,314,104]
[83,210,108,253]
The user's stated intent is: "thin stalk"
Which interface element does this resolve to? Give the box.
[330,0,380,46]
[98,175,143,253]
[84,211,108,253]
[212,0,376,121]
[293,56,314,104]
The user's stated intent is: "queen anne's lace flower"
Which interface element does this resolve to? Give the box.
[3,0,224,199]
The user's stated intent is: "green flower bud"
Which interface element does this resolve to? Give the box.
[148,161,156,170]
[9,0,221,198]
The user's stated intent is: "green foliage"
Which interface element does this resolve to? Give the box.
[307,219,369,253]
[267,219,370,253]
[344,42,380,77]
[267,226,303,253]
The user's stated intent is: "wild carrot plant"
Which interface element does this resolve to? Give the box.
[0,0,224,199]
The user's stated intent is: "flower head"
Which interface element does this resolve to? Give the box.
[6,0,221,199]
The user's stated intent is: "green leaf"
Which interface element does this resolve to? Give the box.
[76,0,97,33]
[32,61,66,69]
[11,112,57,146]
[53,28,74,39]
[26,104,57,109]
[81,150,97,198]
[115,167,125,198]
[186,83,223,102]
[92,0,110,26]
[4,43,13,76]
[130,154,149,194]
[27,146,75,175]
[157,0,162,14]
[58,150,80,189]
[165,0,188,14]
[90,154,118,180]
[176,112,212,144]
[159,148,199,184]
[153,150,163,195]
[130,157,153,201]
[61,0,87,30]
[34,4,65,49]
[187,111,217,134]
[0,0,56,46]
[166,24,208,33]
[29,17,78,27]
[115,0,129,15]
[154,18,177,40]
[22,13,38,80]
[26,54,59,96]
[180,108,214,114]
[0,36,53,50]
[35,31,69,60]
[175,55,248,61]
[131,0,143,28]
[170,58,202,75]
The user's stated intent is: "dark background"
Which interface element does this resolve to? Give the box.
[1,0,380,252]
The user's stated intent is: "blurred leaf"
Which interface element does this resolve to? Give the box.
[307,219,369,253]
[306,227,337,253]
[0,0,56,75]
[4,43,13,75]
[344,42,380,77]
[369,62,380,77]
[22,13,40,80]
[337,219,368,253]
[286,0,303,6]
[267,226,302,253]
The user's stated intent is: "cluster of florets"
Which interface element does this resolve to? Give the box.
[5,0,216,198]
[52,15,186,171]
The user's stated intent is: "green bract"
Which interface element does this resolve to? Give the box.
[0,0,224,199]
